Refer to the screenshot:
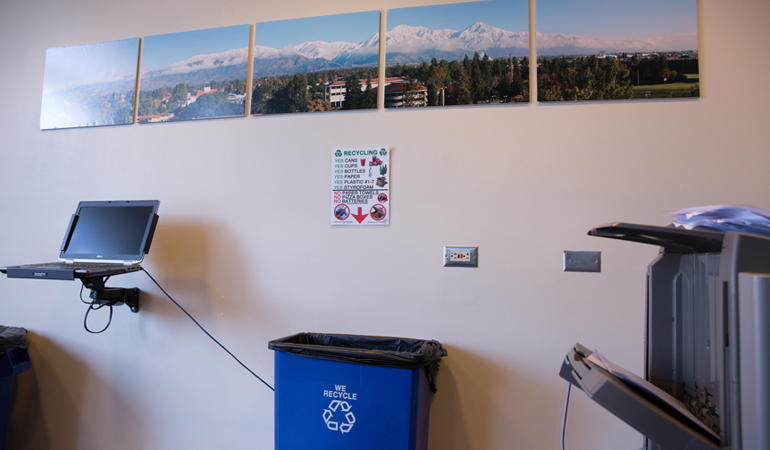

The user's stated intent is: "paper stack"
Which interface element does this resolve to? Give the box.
[669,205,770,238]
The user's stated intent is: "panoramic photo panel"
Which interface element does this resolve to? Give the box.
[138,24,250,123]
[40,38,140,130]
[385,0,529,108]
[252,11,380,115]
[536,0,699,101]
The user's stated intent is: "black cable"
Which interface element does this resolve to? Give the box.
[561,382,571,450]
[81,275,116,333]
[84,300,114,334]
[141,267,274,391]
[79,284,91,304]
[561,381,646,450]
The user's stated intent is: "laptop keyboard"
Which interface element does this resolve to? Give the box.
[25,262,132,270]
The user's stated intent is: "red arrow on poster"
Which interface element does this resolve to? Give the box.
[352,207,369,223]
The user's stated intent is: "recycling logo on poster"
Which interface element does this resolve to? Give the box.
[322,400,356,434]
[331,147,390,226]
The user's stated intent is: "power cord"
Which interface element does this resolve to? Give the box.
[77,270,274,391]
[560,380,646,450]
[79,284,92,304]
[141,268,274,391]
[81,283,115,334]
[84,302,114,334]
[562,382,571,450]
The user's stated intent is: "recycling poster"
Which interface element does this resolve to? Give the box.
[331,147,389,226]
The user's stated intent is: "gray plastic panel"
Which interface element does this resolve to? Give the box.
[737,273,770,450]
[720,233,770,449]
[561,345,720,450]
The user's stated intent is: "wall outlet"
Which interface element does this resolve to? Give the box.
[444,246,478,267]
[450,250,472,262]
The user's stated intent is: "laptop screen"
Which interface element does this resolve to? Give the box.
[60,200,160,263]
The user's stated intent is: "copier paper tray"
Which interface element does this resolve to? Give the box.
[560,344,720,450]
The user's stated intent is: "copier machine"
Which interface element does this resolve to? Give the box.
[560,223,770,450]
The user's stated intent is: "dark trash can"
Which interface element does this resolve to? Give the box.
[0,327,30,450]
[269,333,446,450]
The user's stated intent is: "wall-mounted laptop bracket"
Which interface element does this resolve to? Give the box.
[80,276,140,313]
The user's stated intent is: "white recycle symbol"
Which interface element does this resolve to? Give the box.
[323,400,356,434]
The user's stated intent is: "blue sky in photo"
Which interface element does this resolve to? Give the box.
[42,38,139,94]
[537,0,696,37]
[255,11,380,49]
[141,24,251,72]
[387,0,528,33]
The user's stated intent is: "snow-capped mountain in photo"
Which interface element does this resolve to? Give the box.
[252,46,281,60]
[140,47,250,89]
[293,41,362,61]
[137,21,697,87]
[385,23,529,64]
[144,48,249,77]
[252,35,380,77]
[536,32,697,56]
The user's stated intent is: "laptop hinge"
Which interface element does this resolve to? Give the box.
[65,260,74,264]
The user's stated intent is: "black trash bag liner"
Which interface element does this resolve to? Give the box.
[269,333,447,391]
[0,326,27,354]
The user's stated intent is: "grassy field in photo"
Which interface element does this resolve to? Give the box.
[633,73,699,99]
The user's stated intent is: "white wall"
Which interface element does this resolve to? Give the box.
[1,0,769,449]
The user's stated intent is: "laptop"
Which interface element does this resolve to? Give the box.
[0,200,160,280]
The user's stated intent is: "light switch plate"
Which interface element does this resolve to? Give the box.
[444,246,478,267]
[563,251,601,272]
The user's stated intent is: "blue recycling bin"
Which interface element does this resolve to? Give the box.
[269,333,446,450]
[0,327,31,450]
